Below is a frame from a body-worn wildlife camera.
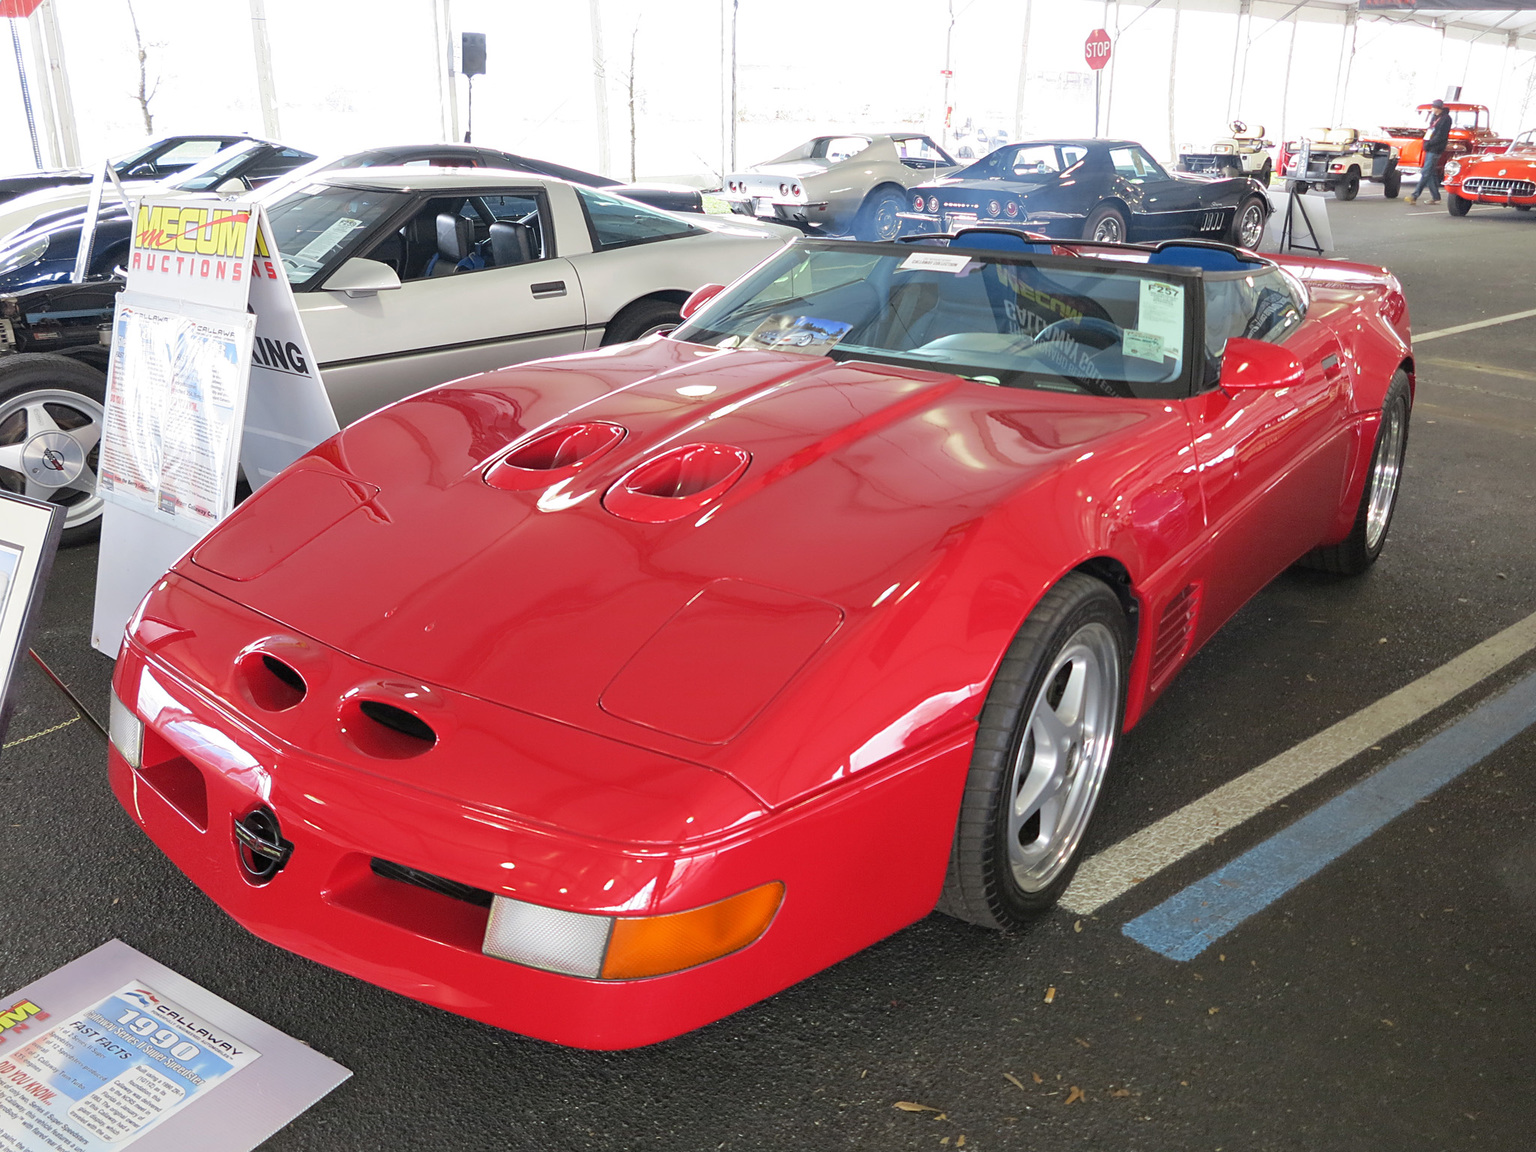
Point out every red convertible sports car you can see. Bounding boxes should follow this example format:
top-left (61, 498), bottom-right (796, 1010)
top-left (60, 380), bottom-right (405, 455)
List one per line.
top-left (107, 228), bottom-right (1413, 1049)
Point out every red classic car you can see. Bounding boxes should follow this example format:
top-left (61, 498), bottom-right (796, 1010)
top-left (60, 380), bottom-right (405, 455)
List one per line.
top-left (106, 229), bottom-right (1414, 1049)
top-left (1370, 102), bottom-right (1510, 179)
top-left (1444, 130), bottom-right (1536, 215)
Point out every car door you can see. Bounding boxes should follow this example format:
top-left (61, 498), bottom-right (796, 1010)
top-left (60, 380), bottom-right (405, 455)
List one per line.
top-left (300, 186), bottom-right (587, 427)
top-left (1181, 274), bottom-right (1352, 641)
top-left (1112, 145), bottom-right (1210, 239)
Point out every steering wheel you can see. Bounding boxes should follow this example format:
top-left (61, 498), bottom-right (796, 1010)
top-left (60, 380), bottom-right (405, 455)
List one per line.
top-left (1231, 119), bottom-right (1248, 135)
top-left (1036, 316), bottom-right (1123, 351)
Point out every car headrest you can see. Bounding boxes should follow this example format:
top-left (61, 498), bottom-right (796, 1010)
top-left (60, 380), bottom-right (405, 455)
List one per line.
top-left (489, 220), bottom-right (533, 266)
top-left (951, 226), bottom-right (1054, 254)
top-left (437, 212), bottom-right (473, 261)
top-left (1146, 244), bottom-right (1263, 272)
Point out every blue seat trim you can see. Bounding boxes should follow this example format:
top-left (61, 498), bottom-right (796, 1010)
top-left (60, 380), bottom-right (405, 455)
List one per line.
top-left (1146, 244), bottom-right (1260, 272)
top-left (951, 227), bottom-right (1054, 255)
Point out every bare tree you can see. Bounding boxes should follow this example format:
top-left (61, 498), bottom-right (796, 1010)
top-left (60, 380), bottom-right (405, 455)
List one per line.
top-left (627, 20), bottom-right (640, 182)
top-left (125, 0), bottom-right (157, 134)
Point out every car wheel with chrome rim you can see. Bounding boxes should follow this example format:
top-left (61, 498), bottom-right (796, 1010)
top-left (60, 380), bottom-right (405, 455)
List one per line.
top-left (936, 572), bottom-right (1129, 927)
top-left (1083, 203), bottom-right (1128, 244)
top-left (0, 354), bottom-right (106, 546)
top-left (1300, 370), bottom-right (1411, 576)
top-left (1227, 195), bottom-right (1269, 248)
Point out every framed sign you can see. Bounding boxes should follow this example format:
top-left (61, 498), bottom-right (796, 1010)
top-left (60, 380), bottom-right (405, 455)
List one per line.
top-left (0, 492), bottom-right (65, 742)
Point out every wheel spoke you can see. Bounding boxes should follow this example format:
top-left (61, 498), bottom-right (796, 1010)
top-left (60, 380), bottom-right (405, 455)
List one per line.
top-left (23, 475), bottom-right (59, 501)
top-left (0, 444), bottom-right (26, 474)
top-left (23, 401), bottom-right (62, 436)
top-left (63, 461), bottom-right (99, 497)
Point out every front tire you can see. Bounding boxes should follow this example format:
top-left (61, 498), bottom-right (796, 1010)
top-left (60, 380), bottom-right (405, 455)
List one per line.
top-left (1300, 371), bottom-right (1410, 576)
top-left (1382, 165), bottom-right (1401, 198)
top-left (1335, 171), bottom-right (1360, 201)
top-left (936, 573), bottom-right (1129, 927)
top-left (854, 188), bottom-right (906, 242)
top-left (1446, 194), bottom-right (1472, 217)
top-left (1082, 203), bottom-right (1128, 243)
top-left (1258, 160), bottom-right (1273, 187)
top-left (1227, 195), bottom-right (1268, 248)
top-left (0, 354), bottom-right (106, 547)
top-left (601, 297), bottom-right (683, 345)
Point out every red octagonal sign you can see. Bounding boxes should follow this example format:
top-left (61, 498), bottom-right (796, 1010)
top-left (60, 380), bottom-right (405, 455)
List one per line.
top-left (1085, 28), bottom-right (1112, 71)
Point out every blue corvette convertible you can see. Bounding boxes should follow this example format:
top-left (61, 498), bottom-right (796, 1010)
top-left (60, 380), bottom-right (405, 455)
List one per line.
top-left (899, 138), bottom-right (1269, 249)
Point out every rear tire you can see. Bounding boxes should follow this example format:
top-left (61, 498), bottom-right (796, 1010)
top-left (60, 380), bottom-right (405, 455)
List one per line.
top-left (854, 187), bottom-right (907, 242)
top-left (1334, 172), bottom-right (1360, 201)
top-left (0, 354), bottom-right (107, 547)
top-left (936, 573), bottom-right (1129, 927)
top-left (1258, 160), bottom-right (1273, 187)
top-left (1382, 166), bottom-right (1401, 198)
top-left (1300, 371), bottom-right (1410, 576)
top-left (1227, 195), bottom-right (1268, 248)
top-left (1082, 203), bottom-right (1128, 243)
top-left (1446, 194), bottom-right (1472, 217)
top-left (601, 297), bottom-right (683, 345)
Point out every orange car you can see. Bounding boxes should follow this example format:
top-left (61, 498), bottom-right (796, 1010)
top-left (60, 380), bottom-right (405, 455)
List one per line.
top-left (1369, 103), bottom-right (1510, 181)
top-left (1443, 129), bottom-right (1536, 216)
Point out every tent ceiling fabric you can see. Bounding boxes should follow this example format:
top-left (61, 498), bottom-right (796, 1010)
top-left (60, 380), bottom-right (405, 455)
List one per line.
top-left (1269, 3), bottom-right (1536, 41)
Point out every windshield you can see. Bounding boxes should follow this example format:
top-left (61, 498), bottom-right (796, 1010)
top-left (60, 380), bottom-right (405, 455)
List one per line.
top-left (263, 184), bottom-right (405, 287)
top-left (965, 143), bottom-right (1088, 179)
top-left (1425, 107), bottom-right (1482, 131)
top-left (672, 241), bottom-right (1197, 399)
top-left (160, 141), bottom-right (264, 192)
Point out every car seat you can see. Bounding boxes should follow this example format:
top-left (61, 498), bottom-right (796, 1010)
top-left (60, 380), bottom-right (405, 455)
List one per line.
top-left (1146, 243), bottom-right (1261, 273)
top-left (951, 226), bottom-right (1054, 254)
top-left (489, 220), bottom-right (533, 266)
top-left (429, 212), bottom-right (477, 276)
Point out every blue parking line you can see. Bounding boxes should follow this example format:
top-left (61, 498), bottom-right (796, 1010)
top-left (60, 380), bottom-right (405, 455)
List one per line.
top-left (1124, 667), bottom-right (1536, 961)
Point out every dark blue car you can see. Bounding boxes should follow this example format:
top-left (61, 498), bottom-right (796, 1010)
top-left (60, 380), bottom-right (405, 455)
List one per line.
top-left (899, 139), bottom-right (1269, 249)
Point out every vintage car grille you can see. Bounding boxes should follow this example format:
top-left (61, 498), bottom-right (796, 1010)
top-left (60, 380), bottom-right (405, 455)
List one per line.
top-left (1462, 177), bottom-right (1536, 197)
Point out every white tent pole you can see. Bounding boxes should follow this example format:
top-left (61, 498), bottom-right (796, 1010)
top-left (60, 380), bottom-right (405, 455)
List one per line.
top-left (1167, 0), bottom-right (1181, 160)
top-left (1278, 13), bottom-right (1298, 157)
top-left (1013, 0), bottom-right (1033, 142)
top-left (1336, 9), bottom-right (1358, 127)
top-left (25, 11), bottom-right (61, 169)
top-left (589, 0), bottom-right (611, 175)
top-left (1103, 0), bottom-right (1121, 136)
top-left (433, 0), bottom-right (458, 144)
top-left (36, 0), bottom-right (77, 168)
top-left (1225, 0), bottom-right (1249, 126)
top-left (249, 0), bottom-right (280, 139)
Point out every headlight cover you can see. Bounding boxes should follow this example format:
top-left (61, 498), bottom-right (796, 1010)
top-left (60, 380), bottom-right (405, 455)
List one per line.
top-left (0, 234), bottom-right (48, 277)
top-left (1445, 160), bottom-right (1462, 177)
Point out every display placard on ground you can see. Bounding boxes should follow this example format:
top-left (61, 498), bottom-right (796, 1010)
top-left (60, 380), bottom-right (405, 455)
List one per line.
top-left (0, 939), bottom-right (349, 1151)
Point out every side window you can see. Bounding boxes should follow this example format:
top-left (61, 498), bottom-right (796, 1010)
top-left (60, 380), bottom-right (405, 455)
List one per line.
top-left (382, 192), bottom-right (552, 281)
top-left (1060, 145), bottom-right (1088, 169)
top-left (245, 148), bottom-right (315, 184)
top-left (400, 154), bottom-right (481, 168)
top-left (1109, 148), bottom-right (1146, 179)
top-left (896, 137), bottom-right (956, 168)
top-left (815, 137), bottom-right (870, 162)
top-left (577, 186), bottom-right (700, 250)
top-left (1201, 270), bottom-right (1304, 383)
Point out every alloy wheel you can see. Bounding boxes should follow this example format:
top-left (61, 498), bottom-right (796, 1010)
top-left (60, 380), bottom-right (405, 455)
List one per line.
top-left (1364, 394), bottom-right (1408, 552)
top-left (0, 388), bottom-right (105, 532)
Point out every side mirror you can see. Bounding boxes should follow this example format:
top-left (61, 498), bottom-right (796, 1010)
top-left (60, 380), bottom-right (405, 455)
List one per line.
top-left (680, 282), bottom-right (726, 320)
top-left (1217, 337), bottom-right (1305, 392)
top-left (126, 163), bottom-right (156, 178)
top-left (322, 257), bottom-right (402, 298)
top-left (216, 177), bottom-right (249, 195)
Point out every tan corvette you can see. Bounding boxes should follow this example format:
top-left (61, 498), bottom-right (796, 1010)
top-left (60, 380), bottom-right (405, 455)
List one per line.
top-left (720, 133), bottom-right (962, 241)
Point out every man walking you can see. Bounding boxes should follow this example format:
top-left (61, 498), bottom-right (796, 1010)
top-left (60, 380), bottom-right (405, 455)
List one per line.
top-left (1405, 99), bottom-right (1452, 205)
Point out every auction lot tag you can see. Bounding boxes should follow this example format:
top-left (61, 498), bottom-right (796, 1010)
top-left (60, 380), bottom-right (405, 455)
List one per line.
top-left (0, 940), bottom-right (348, 1152)
top-left (1122, 329), bottom-right (1165, 363)
top-left (899, 252), bottom-right (974, 274)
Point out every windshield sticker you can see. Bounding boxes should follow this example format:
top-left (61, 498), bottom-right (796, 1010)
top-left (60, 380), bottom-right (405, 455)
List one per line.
top-left (898, 252), bottom-right (975, 275)
top-left (294, 217), bottom-right (363, 263)
top-left (1122, 329), bottom-right (1165, 363)
top-left (741, 315), bottom-right (852, 355)
top-left (1137, 278), bottom-right (1185, 350)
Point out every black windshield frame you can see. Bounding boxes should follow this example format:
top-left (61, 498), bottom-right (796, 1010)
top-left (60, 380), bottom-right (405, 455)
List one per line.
top-left (673, 237), bottom-right (1212, 400)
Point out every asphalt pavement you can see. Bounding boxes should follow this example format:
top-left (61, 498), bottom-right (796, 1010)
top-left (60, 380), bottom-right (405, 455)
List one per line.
top-left (1, 184), bottom-right (1533, 1151)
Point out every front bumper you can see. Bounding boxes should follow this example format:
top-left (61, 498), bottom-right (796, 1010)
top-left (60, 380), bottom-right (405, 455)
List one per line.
top-left (109, 573), bottom-right (969, 1048)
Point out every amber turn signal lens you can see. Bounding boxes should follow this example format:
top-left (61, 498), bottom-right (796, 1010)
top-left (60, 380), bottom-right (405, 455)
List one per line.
top-left (599, 882), bottom-right (784, 980)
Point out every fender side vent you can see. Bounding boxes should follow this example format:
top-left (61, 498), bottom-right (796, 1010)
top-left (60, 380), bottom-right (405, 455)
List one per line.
top-left (358, 700), bottom-right (436, 746)
top-left (371, 859), bottom-right (493, 909)
top-left (1150, 584), bottom-right (1200, 689)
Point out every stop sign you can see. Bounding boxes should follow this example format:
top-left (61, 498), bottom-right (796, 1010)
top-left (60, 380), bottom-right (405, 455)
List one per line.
top-left (1085, 28), bottom-right (1112, 71)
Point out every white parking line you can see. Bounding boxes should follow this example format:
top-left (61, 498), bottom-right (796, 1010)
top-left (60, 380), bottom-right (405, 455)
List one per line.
top-left (1415, 307), bottom-right (1536, 343)
top-left (1061, 608), bottom-right (1536, 915)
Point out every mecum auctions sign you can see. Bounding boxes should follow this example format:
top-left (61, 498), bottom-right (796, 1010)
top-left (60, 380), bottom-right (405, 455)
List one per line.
top-left (126, 201), bottom-right (258, 312)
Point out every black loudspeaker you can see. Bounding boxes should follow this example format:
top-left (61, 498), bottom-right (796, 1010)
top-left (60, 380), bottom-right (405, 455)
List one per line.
top-left (462, 32), bottom-right (486, 77)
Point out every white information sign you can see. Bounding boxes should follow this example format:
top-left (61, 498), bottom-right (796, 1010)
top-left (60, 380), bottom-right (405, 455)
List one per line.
top-left (91, 195), bottom-right (340, 654)
top-left (0, 940), bottom-right (348, 1152)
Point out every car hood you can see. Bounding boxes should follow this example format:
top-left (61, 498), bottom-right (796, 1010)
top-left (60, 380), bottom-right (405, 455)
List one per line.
top-left (177, 338), bottom-right (1166, 791)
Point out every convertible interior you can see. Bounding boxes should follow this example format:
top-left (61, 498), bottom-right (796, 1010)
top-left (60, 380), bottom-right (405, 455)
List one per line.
top-left (363, 194), bottom-right (549, 281)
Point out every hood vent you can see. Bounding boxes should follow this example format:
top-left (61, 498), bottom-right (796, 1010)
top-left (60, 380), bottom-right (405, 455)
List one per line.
top-left (239, 651), bottom-right (307, 712)
top-left (341, 698), bottom-right (438, 759)
top-left (484, 422), bottom-right (626, 491)
top-left (603, 443), bottom-right (751, 524)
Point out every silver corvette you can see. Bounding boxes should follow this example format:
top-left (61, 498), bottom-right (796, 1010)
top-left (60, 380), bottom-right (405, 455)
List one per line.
top-left (721, 133), bottom-right (961, 241)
